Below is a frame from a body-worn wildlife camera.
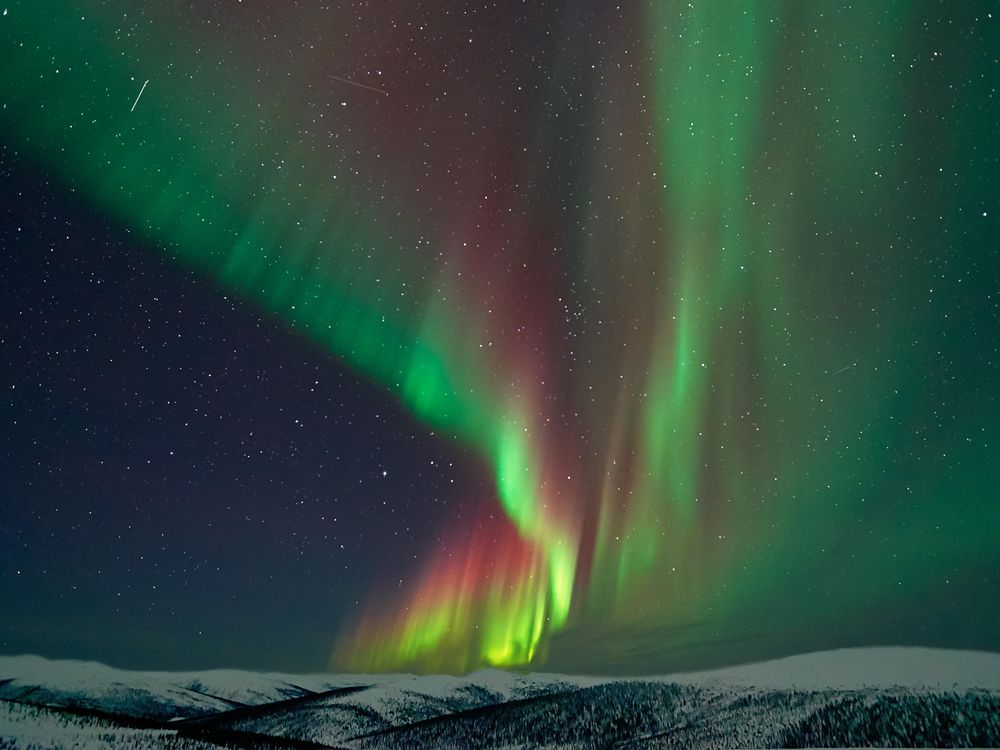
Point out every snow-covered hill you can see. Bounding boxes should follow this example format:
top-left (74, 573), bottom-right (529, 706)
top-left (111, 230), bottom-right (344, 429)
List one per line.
top-left (1, 648), bottom-right (999, 748)
top-left (0, 700), bottom-right (220, 750)
top-left (667, 646), bottom-right (1000, 691)
top-left (0, 653), bottom-right (368, 720)
top-left (192, 669), bottom-right (590, 746)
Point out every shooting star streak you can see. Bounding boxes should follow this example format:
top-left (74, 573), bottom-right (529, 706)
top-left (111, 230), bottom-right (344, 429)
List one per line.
top-left (327, 74), bottom-right (388, 96)
top-left (130, 80), bottom-right (149, 112)
top-left (832, 364), bottom-right (854, 376)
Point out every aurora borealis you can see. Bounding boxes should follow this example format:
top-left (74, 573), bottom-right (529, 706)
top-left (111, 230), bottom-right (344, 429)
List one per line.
top-left (1, 1), bottom-right (998, 675)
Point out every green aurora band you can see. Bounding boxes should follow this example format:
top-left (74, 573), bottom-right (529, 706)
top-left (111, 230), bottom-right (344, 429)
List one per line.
top-left (2, 0), bottom-right (997, 673)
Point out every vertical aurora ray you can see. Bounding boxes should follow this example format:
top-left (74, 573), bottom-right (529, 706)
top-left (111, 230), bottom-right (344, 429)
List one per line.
top-left (3, 0), bottom-right (997, 673)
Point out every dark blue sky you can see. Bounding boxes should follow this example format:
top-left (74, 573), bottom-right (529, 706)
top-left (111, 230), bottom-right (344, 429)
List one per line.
top-left (1, 152), bottom-right (491, 671)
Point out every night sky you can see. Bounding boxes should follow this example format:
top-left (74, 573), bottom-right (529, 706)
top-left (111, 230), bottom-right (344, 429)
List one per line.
top-left (1, 1), bottom-right (998, 676)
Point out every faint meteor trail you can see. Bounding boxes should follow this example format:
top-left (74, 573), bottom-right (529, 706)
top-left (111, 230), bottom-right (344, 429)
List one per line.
top-left (130, 80), bottom-right (148, 112)
top-left (327, 74), bottom-right (388, 96)
top-left (832, 364), bottom-right (854, 376)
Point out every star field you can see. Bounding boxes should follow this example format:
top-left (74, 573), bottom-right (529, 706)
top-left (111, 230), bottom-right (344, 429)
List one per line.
top-left (1, 0), bottom-right (998, 674)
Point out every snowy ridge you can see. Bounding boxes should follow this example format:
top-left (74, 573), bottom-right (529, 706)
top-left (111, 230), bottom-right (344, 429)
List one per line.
top-left (666, 646), bottom-right (1000, 690)
top-left (0, 653), bottom-right (365, 720)
top-left (1, 648), bottom-right (999, 748)
top-left (204, 669), bottom-right (587, 745)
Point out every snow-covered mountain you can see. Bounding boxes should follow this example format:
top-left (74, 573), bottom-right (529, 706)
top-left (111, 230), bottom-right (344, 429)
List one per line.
top-left (186, 669), bottom-right (593, 746)
top-left (0, 653), bottom-right (370, 720)
top-left (1, 648), bottom-right (998, 748)
top-left (666, 646), bottom-right (1000, 691)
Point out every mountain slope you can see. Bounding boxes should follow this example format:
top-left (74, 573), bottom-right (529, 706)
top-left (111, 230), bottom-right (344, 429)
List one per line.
top-left (0, 654), bottom-right (366, 720)
top-left (1, 648), bottom-right (999, 748)
top-left (666, 646), bottom-right (1000, 690)
top-left (180, 670), bottom-right (588, 746)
